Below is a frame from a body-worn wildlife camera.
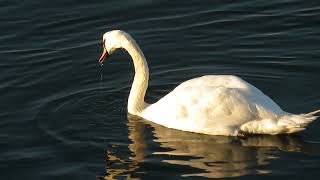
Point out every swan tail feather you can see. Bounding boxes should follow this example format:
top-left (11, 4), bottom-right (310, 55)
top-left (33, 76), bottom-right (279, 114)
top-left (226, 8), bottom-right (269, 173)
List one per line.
top-left (240, 111), bottom-right (319, 135)
top-left (278, 114), bottom-right (317, 133)
top-left (304, 109), bottom-right (320, 117)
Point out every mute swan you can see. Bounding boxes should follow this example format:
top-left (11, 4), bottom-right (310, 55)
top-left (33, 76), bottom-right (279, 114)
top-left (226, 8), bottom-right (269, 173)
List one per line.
top-left (98, 30), bottom-right (320, 136)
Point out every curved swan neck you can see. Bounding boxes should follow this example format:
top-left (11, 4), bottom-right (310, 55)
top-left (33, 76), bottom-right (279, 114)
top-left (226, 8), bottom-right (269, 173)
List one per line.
top-left (119, 33), bottom-right (149, 115)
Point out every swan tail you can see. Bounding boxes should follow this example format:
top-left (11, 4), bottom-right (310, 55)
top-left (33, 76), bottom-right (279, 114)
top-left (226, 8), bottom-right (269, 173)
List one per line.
top-left (304, 109), bottom-right (320, 117)
top-left (277, 113), bottom-right (318, 134)
top-left (240, 110), bottom-right (320, 135)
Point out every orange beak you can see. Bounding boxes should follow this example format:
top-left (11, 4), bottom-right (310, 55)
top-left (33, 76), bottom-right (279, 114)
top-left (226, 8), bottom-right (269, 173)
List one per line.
top-left (99, 43), bottom-right (109, 64)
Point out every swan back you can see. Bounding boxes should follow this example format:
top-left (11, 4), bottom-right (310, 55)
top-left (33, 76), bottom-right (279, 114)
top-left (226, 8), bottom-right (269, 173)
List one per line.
top-left (142, 75), bottom-right (284, 135)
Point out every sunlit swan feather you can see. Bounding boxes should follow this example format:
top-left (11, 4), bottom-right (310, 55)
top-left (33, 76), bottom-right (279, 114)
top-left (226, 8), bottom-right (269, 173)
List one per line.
top-left (99, 30), bottom-right (320, 136)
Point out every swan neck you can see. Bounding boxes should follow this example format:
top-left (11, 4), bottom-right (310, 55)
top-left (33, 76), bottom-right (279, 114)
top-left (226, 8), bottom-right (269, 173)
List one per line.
top-left (121, 35), bottom-right (149, 115)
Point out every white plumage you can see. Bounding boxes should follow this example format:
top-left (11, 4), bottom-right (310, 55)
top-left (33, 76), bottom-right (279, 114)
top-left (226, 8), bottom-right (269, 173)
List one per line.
top-left (99, 30), bottom-right (319, 136)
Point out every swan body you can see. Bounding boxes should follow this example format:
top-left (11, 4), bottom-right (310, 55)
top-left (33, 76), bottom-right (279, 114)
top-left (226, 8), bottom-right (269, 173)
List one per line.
top-left (99, 30), bottom-right (320, 136)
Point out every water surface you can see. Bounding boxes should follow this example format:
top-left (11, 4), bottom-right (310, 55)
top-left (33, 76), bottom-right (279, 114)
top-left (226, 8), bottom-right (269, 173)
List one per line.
top-left (1, 0), bottom-right (320, 179)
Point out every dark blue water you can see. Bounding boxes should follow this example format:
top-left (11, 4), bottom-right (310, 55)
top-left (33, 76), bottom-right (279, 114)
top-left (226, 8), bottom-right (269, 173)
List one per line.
top-left (1, 0), bottom-right (320, 179)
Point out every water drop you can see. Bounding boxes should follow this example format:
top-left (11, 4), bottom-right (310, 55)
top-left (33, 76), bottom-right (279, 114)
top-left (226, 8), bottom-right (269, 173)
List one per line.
top-left (99, 63), bottom-right (104, 97)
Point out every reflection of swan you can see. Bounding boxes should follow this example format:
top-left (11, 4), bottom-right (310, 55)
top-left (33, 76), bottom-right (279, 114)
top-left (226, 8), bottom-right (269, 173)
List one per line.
top-left (104, 115), bottom-right (311, 179)
top-left (99, 30), bottom-right (319, 136)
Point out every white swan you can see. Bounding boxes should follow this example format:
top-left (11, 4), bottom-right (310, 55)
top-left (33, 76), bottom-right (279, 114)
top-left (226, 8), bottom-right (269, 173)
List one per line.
top-left (99, 30), bottom-right (320, 136)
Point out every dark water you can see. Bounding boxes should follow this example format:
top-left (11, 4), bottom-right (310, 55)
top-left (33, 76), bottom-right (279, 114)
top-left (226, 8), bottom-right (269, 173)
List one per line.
top-left (1, 0), bottom-right (320, 179)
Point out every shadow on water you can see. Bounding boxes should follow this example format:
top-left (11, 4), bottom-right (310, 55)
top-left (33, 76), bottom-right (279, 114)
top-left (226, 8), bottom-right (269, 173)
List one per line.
top-left (102, 114), bottom-right (319, 179)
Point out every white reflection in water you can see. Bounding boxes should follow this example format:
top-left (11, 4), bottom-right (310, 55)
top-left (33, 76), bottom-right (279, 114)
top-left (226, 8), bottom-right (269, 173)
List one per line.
top-left (103, 115), bottom-right (313, 179)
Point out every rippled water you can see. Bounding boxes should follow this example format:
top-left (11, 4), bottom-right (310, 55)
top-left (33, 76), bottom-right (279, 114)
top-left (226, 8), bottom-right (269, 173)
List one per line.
top-left (1, 0), bottom-right (320, 179)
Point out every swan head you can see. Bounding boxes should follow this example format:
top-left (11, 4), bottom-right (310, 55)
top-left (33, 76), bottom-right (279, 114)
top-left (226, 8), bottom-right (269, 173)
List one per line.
top-left (99, 30), bottom-right (128, 64)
